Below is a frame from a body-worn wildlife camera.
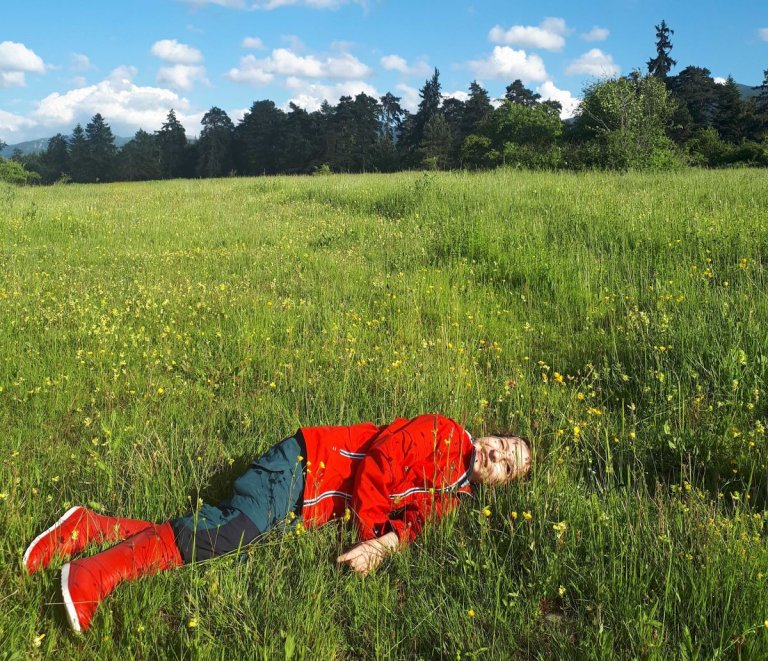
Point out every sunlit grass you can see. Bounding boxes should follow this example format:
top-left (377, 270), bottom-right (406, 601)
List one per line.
top-left (2, 169), bottom-right (768, 657)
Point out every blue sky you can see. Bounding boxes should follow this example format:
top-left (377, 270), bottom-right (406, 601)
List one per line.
top-left (1, 0), bottom-right (766, 144)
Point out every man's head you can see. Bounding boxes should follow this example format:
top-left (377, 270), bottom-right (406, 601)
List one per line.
top-left (469, 436), bottom-right (531, 485)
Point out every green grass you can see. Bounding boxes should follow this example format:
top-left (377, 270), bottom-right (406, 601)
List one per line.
top-left (2, 169), bottom-right (768, 658)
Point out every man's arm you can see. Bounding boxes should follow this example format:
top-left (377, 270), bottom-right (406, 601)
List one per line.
top-left (336, 531), bottom-right (399, 575)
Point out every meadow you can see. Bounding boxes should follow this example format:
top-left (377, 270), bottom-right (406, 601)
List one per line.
top-left (1, 168), bottom-right (768, 659)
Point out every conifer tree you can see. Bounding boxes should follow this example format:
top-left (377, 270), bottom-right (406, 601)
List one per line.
top-left (156, 109), bottom-right (188, 179)
top-left (197, 107), bottom-right (234, 178)
top-left (647, 20), bottom-right (676, 80)
top-left (84, 113), bottom-right (117, 182)
top-left (68, 124), bottom-right (89, 183)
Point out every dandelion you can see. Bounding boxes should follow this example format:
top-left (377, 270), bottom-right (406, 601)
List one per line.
top-left (510, 511), bottom-right (518, 520)
top-left (467, 609), bottom-right (476, 618)
top-left (343, 508), bottom-right (351, 522)
top-left (157, 387), bottom-right (164, 395)
top-left (523, 511), bottom-right (532, 521)
top-left (628, 432), bottom-right (636, 440)
top-left (137, 624), bottom-right (145, 633)
top-left (482, 506), bottom-right (491, 518)
top-left (188, 617), bottom-right (198, 628)
top-left (553, 372), bottom-right (564, 385)
top-left (573, 425), bottom-right (581, 439)
top-left (558, 586), bottom-right (566, 598)
top-left (70, 529), bottom-right (80, 540)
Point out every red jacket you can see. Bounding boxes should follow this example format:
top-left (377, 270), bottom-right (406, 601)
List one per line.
top-left (299, 414), bottom-right (474, 544)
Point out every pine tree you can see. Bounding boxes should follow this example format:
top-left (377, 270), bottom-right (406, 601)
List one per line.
top-left (84, 113), bottom-right (117, 182)
top-left (419, 114), bottom-right (453, 170)
top-left (462, 81), bottom-right (493, 137)
top-left (755, 68), bottom-right (768, 114)
top-left (119, 130), bottom-right (160, 181)
top-left (234, 100), bottom-right (286, 175)
top-left (401, 68), bottom-right (442, 160)
top-left (197, 107), bottom-right (234, 178)
top-left (68, 124), bottom-right (89, 183)
top-left (647, 20), bottom-right (676, 80)
top-left (41, 134), bottom-right (70, 183)
top-left (713, 76), bottom-right (746, 143)
top-left (504, 79), bottom-right (541, 107)
top-left (156, 109), bottom-right (188, 179)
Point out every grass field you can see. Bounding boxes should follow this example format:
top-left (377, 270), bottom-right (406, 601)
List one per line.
top-left (2, 169), bottom-right (768, 659)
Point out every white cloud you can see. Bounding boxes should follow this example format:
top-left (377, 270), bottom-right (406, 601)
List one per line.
top-left (227, 48), bottom-right (372, 86)
top-left (227, 56), bottom-right (274, 85)
top-left (0, 108), bottom-right (37, 138)
top-left (535, 80), bottom-right (580, 119)
top-left (444, 90), bottom-right (470, 103)
top-left (242, 36), bottom-right (265, 49)
top-left (0, 71), bottom-right (26, 88)
top-left (380, 54), bottom-right (431, 77)
top-left (157, 64), bottom-right (209, 90)
top-left (282, 35), bottom-right (306, 51)
top-left (0, 41), bottom-right (46, 73)
top-left (151, 39), bottom-right (204, 64)
top-left (759, 28), bottom-right (768, 41)
top-left (0, 41), bottom-right (46, 87)
top-left (565, 49), bottom-right (619, 77)
top-left (581, 26), bottom-right (609, 42)
top-left (70, 53), bottom-right (93, 71)
top-left (468, 46), bottom-right (547, 82)
top-left (489, 17), bottom-right (568, 52)
top-left (395, 83), bottom-right (419, 112)
top-left (32, 67), bottom-right (194, 133)
top-left (713, 76), bottom-right (727, 85)
top-left (285, 78), bottom-right (379, 112)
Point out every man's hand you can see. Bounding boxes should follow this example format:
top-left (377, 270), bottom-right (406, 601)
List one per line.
top-left (336, 531), bottom-right (400, 576)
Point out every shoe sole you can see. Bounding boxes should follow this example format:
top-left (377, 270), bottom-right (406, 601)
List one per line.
top-left (61, 562), bottom-right (83, 633)
top-left (23, 506), bottom-right (84, 573)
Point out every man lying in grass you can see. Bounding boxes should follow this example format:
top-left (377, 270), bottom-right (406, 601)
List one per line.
top-left (23, 413), bottom-right (531, 633)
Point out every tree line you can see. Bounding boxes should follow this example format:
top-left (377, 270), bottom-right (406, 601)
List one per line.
top-left (3, 20), bottom-right (768, 184)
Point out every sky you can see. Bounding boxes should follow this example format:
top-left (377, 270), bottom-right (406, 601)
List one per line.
top-left (1, 1), bottom-right (767, 145)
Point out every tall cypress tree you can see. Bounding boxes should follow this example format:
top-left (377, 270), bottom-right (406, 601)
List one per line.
top-left (647, 20), bottom-right (676, 80)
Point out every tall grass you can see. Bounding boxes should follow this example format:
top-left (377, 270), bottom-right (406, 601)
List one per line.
top-left (1, 169), bottom-right (767, 658)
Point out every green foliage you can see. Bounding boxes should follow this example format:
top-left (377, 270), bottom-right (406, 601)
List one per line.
top-left (575, 73), bottom-right (681, 169)
top-left (156, 109), bottom-right (188, 179)
top-left (0, 157), bottom-right (41, 184)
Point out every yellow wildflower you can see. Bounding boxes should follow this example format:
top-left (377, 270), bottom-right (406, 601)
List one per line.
top-left (467, 609), bottom-right (476, 618)
top-left (523, 511), bottom-right (532, 521)
top-left (482, 507), bottom-right (491, 518)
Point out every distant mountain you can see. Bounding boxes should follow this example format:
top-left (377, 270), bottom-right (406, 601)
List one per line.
top-left (736, 82), bottom-right (760, 100)
top-left (2, 135), bottom-right (131, 158)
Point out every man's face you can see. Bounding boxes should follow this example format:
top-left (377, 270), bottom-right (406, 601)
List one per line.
top-left (469, 436), bottom-right (531, 485)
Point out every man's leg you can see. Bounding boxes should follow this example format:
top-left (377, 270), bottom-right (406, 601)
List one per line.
top-left (171, 434), bottom-right (306, 563)
top-left (60, 434), bottom-right (306, 632)
top-left (24, 507), bottom-right (153, 574)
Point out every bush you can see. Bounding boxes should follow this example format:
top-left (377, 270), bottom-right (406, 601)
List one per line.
top-left (0, 158), bottom-right (41, 185)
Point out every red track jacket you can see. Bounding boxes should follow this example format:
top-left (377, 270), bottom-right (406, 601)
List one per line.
top-left (299, 414), bottom-right (474, 544)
